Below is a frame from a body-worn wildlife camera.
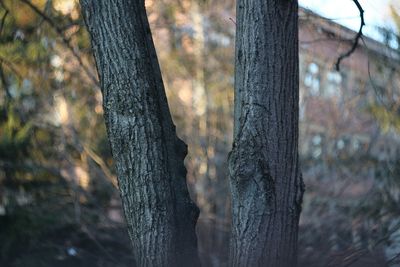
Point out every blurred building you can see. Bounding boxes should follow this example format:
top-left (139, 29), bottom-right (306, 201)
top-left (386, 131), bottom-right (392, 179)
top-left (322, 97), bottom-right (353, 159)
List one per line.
top-left (299, 8), bottom-right (400, 163)
top-left (298, 8), bottom-right (400, 265)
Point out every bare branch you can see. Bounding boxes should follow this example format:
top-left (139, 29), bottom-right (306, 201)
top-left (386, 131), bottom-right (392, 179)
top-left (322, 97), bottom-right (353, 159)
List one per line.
top-left (335, 0), bottom-right (365, 71)
top-left (387, 251), bottom-right (400, 265)
top-left (0, 6), bottom-right (11, 100)
top-left (18, 0), bottom-right (100, 88)
top-left (0, 8), bottom-right (8, 36)
top-left (82, 145), bottom-right (118, 188)
top-left (0, 65), bottom-right (12, 100)
top-left (0, 55), bottom-right (23, 78)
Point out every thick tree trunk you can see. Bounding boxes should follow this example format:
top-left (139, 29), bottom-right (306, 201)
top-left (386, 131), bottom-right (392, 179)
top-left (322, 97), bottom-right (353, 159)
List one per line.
top-left (80, 1), bottom-right (200, 266)
top-left (229, 1), bottom-right (305, 266)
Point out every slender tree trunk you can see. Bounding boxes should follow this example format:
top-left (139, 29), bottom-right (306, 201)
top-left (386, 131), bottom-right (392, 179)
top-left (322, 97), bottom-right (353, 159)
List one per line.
top-left (229, 1), bottom-right (305, 266)
top-left (80, 1), bottom-right (200, 266)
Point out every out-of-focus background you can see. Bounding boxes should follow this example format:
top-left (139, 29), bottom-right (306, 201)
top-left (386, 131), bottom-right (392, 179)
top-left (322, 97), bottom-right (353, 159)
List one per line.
top-left (0, 0), bottom-right (400, 266)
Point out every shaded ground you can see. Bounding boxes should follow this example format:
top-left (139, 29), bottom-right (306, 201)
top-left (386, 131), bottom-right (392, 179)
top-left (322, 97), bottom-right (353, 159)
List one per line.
top-left (1, 223), bottom-right (135, 267)
top-left (0, 196), bottom-right (389, 267)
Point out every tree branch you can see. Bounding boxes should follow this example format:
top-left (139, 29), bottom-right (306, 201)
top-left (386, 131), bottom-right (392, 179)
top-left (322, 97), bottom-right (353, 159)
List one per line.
top-left (0, 8), bottom-right (8, 36)
top-left (0, 65), bottom-right (12, 100)
top-left (0, 55), bottom-right (23, 78)
top-left (18, 0), bottom-right (100, 88)
top-left (335, 0), bottom-right (365, 71)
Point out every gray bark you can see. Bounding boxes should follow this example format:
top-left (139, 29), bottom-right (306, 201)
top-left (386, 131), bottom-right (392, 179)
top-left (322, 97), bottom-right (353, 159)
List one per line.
top-left (79, 1), bottom-right (200, 266)
top-left (229, 0), bottom-right (305, 266)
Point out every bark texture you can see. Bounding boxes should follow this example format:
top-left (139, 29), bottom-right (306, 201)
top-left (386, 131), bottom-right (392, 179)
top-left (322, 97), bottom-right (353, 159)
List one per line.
top-left (229, 0), bottom-right (305, 266)
top-left (80, 1), bottom-right (200, 266)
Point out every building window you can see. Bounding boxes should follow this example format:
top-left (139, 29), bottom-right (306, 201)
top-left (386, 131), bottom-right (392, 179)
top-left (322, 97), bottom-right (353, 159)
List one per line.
top-left (325, 71), bottom-right (342, 97)
top-left (337, 139), bottom-right (345, 150)
top-left (311, 134), bottom-right (323, 159)
top-left (304, 62), bottom-right (320, 96)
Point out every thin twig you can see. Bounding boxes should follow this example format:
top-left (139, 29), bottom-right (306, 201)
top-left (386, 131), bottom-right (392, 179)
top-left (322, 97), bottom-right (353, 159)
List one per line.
top-left (0, 55), bottom-right (23, 78)
top-left (341, 221), bottom-right (400, 267)
top-left (18, 0), bottom-right (100, 88)
top-left (335, 0), bottom-right (365, 71)
top-left (83, 145), bottom-right (118, 188)
top-left (0, 65), bottom-right (12, 99)
top-left (0, 9), bottom-right (8, 36)
top-left (387, 251), bottom-right (400, 265)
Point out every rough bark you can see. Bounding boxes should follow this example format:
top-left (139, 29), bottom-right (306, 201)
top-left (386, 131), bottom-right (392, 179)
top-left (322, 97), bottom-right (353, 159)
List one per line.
top-left (229, 0), bottom-right (305, 266)
top-left (80, 1), bottom-right (200, 266)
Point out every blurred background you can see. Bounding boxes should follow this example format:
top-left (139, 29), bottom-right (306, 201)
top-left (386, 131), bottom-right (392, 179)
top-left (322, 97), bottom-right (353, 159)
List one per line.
top-left (0, 0), bottom-right (400, 266)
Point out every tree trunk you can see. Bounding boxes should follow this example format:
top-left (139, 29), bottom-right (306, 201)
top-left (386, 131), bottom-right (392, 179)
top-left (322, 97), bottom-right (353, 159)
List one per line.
top-left (229, 0), bottom-right (305, 266)
top-left (80, 1), bottom-right (200, 266)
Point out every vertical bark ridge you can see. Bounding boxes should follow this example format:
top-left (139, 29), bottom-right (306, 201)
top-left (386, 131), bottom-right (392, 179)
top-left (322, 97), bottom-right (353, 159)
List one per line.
top-left (229, 0), bottom-right (305, 266)
top-left (80, 1), bottom-right (200, 266)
